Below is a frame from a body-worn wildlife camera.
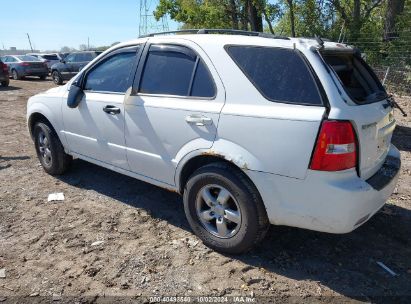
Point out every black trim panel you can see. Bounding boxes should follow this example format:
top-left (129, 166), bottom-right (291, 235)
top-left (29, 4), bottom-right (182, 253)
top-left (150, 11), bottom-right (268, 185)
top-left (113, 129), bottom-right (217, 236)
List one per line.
top-left (366, 155), bottom-right (401, 191)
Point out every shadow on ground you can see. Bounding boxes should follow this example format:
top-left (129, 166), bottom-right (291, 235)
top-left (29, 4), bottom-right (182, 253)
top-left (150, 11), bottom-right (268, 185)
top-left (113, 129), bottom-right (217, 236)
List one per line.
top-left (392, 124), bottom-right (411, 152)
top-left (0, 155), bottom-right (30, 170)
top-left (0, 85), bottom-right (21, 91)
top-left (57, 160), bottom-right (411, 301)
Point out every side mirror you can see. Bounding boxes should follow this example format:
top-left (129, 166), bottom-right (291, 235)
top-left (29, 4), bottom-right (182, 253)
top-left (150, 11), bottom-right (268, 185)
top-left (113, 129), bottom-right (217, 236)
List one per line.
top-left (67, 83), bottom-right (84, 108)
top-left (60, 59), bottom-right (66, 64)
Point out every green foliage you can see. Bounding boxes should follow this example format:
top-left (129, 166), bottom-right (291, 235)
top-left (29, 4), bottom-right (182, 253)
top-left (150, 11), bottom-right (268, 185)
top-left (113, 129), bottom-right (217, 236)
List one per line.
top-left (154, 0), bottom-right (233, 28)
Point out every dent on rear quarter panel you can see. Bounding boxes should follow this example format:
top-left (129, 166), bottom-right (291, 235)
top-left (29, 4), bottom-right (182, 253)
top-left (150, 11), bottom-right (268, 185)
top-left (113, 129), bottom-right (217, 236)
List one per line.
top-left (214, 110), bottom-right (325, 179)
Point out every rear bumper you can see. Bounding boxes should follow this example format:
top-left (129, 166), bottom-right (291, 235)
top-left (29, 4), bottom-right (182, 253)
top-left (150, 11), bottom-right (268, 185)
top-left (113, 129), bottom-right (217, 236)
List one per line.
top-left (19, 69), bottom-right (48, 77)
top-left (247, 144), bottom-right (401, 234)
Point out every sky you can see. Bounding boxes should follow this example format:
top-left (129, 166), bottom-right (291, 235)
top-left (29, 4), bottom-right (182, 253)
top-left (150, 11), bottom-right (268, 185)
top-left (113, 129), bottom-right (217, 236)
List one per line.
top-left (0, 0), bottom-right (179, 52)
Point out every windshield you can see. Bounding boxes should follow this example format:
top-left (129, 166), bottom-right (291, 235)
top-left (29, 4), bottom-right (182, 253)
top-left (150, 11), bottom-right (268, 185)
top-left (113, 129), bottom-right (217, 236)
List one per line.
top-left (322, 52), bottom-right (387, 104)
top-left (16, 55), bottom-right (42, 62)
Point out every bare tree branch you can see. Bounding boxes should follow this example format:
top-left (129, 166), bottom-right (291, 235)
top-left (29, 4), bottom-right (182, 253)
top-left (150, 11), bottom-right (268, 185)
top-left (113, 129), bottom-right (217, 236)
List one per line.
top-left (363, 0), bottom-right (384, 20)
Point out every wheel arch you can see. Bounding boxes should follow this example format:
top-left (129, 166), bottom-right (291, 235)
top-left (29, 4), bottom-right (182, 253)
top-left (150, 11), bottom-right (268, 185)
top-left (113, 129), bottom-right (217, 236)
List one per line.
top-left (28, 112), bottom-right (56, 139)
top-left (176, 152), bottom-right (261, 196)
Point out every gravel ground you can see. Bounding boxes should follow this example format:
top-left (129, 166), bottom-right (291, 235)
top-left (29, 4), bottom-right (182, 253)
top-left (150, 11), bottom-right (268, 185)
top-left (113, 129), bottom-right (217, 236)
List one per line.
top-left (0, 78), bottom-right (410, 303)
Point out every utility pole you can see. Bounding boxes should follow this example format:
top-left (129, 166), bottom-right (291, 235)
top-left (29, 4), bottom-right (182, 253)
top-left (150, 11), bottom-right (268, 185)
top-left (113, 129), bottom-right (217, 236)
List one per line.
top-left (87, 37), bottom-right (90, 51)
top-left (26, 33), bottom-right (34, 52)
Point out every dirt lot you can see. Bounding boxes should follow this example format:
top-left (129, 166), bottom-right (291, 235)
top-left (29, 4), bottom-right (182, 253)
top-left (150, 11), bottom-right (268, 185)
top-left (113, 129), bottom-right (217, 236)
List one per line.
top-left (0, 78), bottom-right (410, 303)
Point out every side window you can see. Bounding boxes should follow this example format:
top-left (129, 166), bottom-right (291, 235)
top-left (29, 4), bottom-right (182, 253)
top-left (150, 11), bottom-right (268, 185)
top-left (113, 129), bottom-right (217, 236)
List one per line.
top-left (65, 54), bottom-right (75, 63)
top-left (81, 53), bottom-right (93, 62)
top-left (139, 49), bottom-right (195, 96)
top-left (191, 60), bottom-right (215, 98)
top-left (138, 45), bottom-right (216, 98)
top-left (226, 46), bottom-right (323, 105)
top-left (74, 54), bottom-right (84, 62)
top-left (84, 50), bottom-right (137, 93)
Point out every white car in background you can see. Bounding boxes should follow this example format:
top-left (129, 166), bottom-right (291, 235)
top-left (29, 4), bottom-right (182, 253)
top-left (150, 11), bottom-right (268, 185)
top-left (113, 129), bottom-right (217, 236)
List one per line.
top-left (26, 30), bottom-right (401, 254)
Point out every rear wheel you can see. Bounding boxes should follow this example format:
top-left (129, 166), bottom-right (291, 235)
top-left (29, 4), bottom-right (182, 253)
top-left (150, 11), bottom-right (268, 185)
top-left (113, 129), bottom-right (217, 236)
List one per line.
top-left (1, 79), bottom-right (9, 87)
top-left (183, 162), bottom-right (269, 254)
top-left (33, 122), bottom-right (72, 175)
top-left (12, 69), bottom-right (20, 80)
top-left (52, 71), bottom-right (63, 85)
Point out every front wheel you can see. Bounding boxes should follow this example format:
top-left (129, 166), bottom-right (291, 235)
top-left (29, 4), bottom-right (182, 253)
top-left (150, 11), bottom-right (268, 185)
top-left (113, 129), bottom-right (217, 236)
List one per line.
top-left (52, 71), bottom-right (63, 85)
top-left (183, 162), bottom-right (269, 254)
top-left (1, 79), bottom-right (9, 87)
top-left (33, 122), bottom-right (72, 175)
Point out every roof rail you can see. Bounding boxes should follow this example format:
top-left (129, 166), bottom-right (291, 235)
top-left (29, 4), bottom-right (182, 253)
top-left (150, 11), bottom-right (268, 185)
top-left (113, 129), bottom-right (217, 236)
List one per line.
top-left (140, 29), bottom-right (290, 40)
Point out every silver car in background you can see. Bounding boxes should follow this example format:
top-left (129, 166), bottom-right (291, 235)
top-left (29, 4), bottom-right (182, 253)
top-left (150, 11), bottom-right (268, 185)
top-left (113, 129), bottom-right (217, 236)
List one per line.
top-left (0, 55), bottom-right (49, 80)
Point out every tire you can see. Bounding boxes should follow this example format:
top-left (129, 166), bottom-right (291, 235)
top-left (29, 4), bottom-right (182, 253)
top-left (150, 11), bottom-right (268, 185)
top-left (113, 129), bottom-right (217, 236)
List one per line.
top-left (52, 71), bottom-right (63, 85)
top-left (1, 79), bottom-right (9, 87)
top-left (183, 162), bottom-right (269, 254)
top-left (33, 122), bottom-right (72, 175)
top-left (39, 75), bottom-right (47, 80)
top-left (12, 69), bottom-right (20, 80)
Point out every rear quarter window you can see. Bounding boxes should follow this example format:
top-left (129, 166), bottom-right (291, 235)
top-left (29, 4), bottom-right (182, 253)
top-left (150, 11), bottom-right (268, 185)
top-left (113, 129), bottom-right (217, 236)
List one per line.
top-left (226, 46), bottom-right (323, 106)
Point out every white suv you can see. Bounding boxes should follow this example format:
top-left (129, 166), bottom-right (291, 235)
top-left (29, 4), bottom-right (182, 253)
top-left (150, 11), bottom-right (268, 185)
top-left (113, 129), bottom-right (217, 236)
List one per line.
top-left (27, 30), bottom-right (401, 254)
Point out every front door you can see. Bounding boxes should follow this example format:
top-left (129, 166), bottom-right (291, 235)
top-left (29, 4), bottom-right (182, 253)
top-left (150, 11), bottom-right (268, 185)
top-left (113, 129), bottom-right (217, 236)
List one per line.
top-left (62, 46), bottom-right (141, 169)
top-left (125, 41), bottom-right (225, 186)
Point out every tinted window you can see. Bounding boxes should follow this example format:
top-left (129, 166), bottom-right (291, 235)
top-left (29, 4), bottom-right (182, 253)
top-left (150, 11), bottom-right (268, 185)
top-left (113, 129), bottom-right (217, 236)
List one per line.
top-left (227, 46), bottom-right (322, 105)
top-left (140, 49), bottom-right (195, 96)
top-left (191, 60), bottom-right (215, 97)
top-left (65, 54), bottom-right (76, 62)
top-left (42, 55), bottom-right (59, 60)
top-left (84, 50), bottom-right (137, 93)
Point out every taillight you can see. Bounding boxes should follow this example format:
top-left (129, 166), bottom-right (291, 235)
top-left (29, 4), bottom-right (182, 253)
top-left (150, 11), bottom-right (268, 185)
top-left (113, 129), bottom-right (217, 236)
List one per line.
top-left (310, 120), bottom-right (357, 171)
top-left (0, 62), bottom-right (7, 73)
top-left (19, 62), bottom-right (30, 66)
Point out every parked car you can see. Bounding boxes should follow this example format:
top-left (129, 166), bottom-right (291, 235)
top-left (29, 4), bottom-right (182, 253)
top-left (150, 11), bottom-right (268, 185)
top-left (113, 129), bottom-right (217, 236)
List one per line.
top-left (0, 58), bottom-right (9, 87)
top-left (27, 53), bottom-right (61, 72)
top-left (27, 30), bottom-right (401, 254)
top-left (50, 51), bottom-right (102, 85)
top-left (1, 55), bottom-right (48, 80)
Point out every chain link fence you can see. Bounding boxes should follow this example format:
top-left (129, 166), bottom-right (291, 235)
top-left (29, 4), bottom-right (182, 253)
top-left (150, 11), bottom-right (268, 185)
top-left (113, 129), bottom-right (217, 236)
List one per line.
top-left (346, 29), bottom-right (411, 97)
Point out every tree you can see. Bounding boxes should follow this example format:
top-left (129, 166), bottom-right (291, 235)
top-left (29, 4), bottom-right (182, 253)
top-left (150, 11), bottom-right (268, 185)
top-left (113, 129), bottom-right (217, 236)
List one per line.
top-left (79, 44), bottom-right (88, 51)
top-left (384, 0), bottom-right (405, 41)
top-left (329, 0), bottom-right (385, 42)
top-left (154, 0), bottom-right (264, 32)
top-left (286, 0), bottom-right (296, 37)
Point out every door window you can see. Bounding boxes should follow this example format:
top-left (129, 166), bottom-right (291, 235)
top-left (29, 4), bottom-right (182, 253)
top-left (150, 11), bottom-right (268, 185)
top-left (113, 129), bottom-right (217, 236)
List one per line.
top-left (84, 49), bottom-right (138, 93)
top-left (138, 45), bottom-right (216, 98)
top-left (65, 54), bottom-right (76, 63)
top-left (226, 46), bottom-right (323, 105)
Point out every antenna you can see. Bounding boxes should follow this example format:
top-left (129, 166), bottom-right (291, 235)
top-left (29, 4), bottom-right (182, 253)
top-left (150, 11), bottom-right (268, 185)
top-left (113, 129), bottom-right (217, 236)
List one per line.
top-left (139, 0), bottom-right (169, 36)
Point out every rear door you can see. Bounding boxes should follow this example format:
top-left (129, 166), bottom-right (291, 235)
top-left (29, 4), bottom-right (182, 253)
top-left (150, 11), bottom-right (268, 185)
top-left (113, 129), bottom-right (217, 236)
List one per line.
top-left (322, 51), bottom-right (396, 179)
top-left (124, 41), bottom-right (225, 186)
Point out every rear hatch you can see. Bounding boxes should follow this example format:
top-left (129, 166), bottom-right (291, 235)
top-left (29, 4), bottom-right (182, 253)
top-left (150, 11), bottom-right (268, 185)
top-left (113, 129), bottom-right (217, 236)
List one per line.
top-left (321, 49), bottom-right (396, 179)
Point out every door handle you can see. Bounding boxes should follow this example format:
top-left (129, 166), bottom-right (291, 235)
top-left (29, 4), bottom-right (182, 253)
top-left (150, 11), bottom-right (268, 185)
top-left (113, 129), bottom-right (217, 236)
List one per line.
top-left (103, 105), bottom-right (121, 115)
top-left (185, 115), bottom-right (213, 126)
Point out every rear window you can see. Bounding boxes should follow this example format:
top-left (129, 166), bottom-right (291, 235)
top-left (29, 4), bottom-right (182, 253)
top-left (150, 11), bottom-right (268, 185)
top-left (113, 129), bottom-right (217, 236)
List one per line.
top-left (322, 53), bottom-right (387, 104)
top-left (42, 55), bottom-right (59, 60)
top-left (226, 46), bottom-right (323, 105)
top-left (16, 55), bottom-right (41, 62)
